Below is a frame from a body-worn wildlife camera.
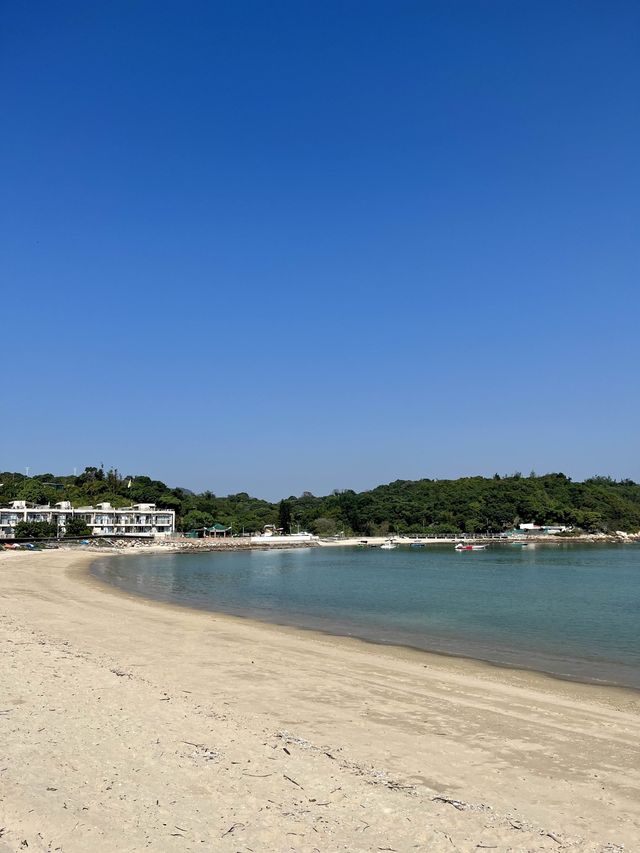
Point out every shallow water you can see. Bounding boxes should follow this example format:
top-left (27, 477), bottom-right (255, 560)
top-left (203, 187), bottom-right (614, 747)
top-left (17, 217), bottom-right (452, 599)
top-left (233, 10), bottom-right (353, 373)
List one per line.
top-left (91, 543), bottom-right (640, 688)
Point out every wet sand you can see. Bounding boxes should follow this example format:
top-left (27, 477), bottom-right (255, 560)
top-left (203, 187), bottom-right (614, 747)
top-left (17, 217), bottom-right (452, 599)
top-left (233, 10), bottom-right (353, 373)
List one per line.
top-left (1, 548), bottom-right (639, 852)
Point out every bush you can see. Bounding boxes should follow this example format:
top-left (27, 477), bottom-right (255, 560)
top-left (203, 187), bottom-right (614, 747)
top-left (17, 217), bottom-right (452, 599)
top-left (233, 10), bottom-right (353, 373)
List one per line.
top-left (65, 517), bottom-right (92, 537)
top-left (14, 521), bottom-right (58, 539)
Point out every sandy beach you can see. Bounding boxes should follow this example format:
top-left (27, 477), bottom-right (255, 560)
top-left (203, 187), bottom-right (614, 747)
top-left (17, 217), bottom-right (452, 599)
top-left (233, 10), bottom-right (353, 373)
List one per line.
top-left (1, 549), bottom-right (639, 852)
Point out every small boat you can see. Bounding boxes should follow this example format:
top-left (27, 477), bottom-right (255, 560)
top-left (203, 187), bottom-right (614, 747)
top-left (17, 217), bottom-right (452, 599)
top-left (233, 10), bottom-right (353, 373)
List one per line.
top-left (380, 539), bottom-right (397, 550)
top-left (454, 543), bottom-right (487, 551)
top-left (410, 541), bottom-right (424, 548)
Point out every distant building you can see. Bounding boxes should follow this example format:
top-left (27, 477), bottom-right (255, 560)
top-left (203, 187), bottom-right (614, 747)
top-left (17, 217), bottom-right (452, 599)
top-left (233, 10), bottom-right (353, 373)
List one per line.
top-left (0, 500), bottom-right (175, 539)
top-left (518, 522), bottom-right (571, 534)
top-left (184, 524), bottom-right (231, 539)
top-left (206, 524), bottom-right (231, 537)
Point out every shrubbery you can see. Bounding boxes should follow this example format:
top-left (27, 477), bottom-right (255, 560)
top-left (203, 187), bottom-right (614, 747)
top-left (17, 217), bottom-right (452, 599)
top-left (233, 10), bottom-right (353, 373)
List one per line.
top-left (14, 521), bottom-right (58, 539)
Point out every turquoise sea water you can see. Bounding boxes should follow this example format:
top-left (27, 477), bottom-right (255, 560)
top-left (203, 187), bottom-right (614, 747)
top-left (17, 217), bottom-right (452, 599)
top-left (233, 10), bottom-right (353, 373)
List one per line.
top-left (91, 543), bottom-right (640, 688)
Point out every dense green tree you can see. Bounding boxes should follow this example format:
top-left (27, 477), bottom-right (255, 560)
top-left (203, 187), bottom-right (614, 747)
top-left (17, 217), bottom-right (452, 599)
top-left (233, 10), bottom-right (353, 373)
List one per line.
top-left (76, 466), bottom-right (104, 483)
top-left (16, 480), bottom-right (54, 505)
top-left (311, 517), bottom-right (338, 536)
top-left (15, 521), bottom-right (58, 539)
top-left (65, 517), bottom-right (92, 537)
top-left (278, 499), bottom-right (292, 533)
top-left (181, 510), bottom-right (214, 532)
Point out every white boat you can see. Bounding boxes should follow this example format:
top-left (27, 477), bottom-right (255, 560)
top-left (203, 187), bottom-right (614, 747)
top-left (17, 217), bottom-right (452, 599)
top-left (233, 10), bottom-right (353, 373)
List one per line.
top-left (380, 539), bottom-right (397, 550)
top-left (454, 543), bottom-right (487, 551)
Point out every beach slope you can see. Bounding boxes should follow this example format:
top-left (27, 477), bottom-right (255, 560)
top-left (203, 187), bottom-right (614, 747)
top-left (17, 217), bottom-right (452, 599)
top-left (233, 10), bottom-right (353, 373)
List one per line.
top-left (0, 549), bottom-right (639, 852)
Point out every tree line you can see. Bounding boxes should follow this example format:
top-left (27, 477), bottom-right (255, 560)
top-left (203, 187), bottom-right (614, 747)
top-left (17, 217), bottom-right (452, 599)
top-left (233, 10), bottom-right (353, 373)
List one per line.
top-left (1, 468), bottom-right (639, 536)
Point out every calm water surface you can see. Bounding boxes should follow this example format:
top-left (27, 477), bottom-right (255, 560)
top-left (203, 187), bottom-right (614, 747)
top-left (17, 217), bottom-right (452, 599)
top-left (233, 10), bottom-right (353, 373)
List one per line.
top-left (91, 543), bottom-right (640, 688)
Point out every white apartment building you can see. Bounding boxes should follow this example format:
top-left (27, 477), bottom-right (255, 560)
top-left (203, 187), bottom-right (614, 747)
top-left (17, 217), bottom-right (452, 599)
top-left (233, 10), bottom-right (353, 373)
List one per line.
top-left (0, 501), bottom-right (175, 539)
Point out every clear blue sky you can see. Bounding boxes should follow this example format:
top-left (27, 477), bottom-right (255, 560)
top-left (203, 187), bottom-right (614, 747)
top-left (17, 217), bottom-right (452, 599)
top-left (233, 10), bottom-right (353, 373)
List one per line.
top-left (2, 1), bottom-right (639, 499)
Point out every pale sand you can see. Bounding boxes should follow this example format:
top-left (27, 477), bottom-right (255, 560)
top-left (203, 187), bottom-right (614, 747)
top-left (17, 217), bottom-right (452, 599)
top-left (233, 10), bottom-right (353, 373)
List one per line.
top-left (1, 550), bottom-right (639, 852)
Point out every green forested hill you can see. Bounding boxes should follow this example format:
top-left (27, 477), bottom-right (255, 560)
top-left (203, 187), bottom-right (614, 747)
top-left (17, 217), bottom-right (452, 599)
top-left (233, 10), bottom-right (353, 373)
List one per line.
top-left (292, 474), bottom-right (640, 535)
top-left (1, 468), bottom-right (639, 535)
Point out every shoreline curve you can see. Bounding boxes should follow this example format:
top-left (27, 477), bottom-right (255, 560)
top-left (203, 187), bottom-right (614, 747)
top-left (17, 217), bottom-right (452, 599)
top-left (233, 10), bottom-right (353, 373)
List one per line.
top-left (88, 547), bottom-right (640, 694)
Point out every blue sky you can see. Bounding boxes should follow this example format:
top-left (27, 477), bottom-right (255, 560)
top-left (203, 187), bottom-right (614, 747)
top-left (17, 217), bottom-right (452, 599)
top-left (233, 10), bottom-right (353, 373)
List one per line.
top-left (2, 1), bottom-right (639, 499)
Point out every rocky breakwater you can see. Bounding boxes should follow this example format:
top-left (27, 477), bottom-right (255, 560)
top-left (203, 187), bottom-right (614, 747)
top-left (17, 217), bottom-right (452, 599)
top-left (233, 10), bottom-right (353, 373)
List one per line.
top-left (124, 537), bottom-right (319, 553)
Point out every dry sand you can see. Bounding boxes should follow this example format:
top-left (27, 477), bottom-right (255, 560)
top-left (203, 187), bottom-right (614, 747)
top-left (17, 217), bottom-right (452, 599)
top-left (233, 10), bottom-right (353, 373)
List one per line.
top-left (0, 549), bottom-right (639, 852)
